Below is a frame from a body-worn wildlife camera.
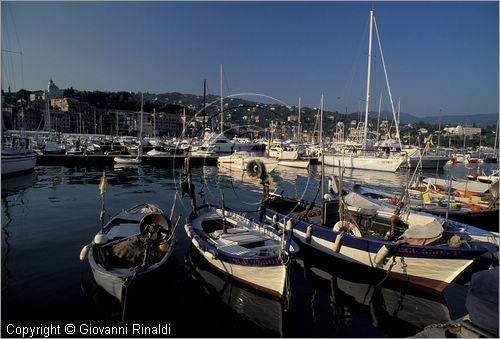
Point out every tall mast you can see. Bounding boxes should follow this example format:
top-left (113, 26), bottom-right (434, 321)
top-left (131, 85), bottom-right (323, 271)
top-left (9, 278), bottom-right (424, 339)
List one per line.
top-left (297, 96), bottom-right (301, 145)
top-left (362, 9), bottom-right (374, 150)
top-left (153, 107), bottom-right (156, 137)
top-left (320, 94), bottom-right (326, 226)
top-left (139, 92), bottom-right (143, 155)
top-left (493, 120), bottom-right (499, 156)
top-left (139, 93), bottom-right (144, 141)
top-left (45, 91), bottom-right (51, 132)
top-left (220, 64), bottom-right (223, 134)
top-left (376, 91), bottom-right (382, 137)
top-left (182, 107), bottom-right (186, 138)
top-left (203, 80), bottom-right (206, 137)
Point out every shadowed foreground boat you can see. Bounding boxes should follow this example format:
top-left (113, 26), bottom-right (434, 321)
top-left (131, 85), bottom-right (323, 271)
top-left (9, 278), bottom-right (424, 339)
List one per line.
top-left (185, 204), bottom-right (298, 299)
top-left (84, 203), bottom-right (175, 302)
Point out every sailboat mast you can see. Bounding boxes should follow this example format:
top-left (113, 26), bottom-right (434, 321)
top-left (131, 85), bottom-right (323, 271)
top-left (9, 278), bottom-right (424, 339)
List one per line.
top-left (220, 64), bottom-right (223, 133)
top-left (362, 9), bottom-right (374, 150)
top-left (494, 120), bottom-right (499, 155)
top-left (320, 95), bottom-right (325, 200)
top-left (376, 91), bottom-right (382, 138)
top-left (182, 107), bottom-right (186, 138)
top-left (203, 80), bottom-right (206, 137)
top-left (140, 93), bottom-right (143, 140)
top-left (297, 96), bottom-right (301, 145)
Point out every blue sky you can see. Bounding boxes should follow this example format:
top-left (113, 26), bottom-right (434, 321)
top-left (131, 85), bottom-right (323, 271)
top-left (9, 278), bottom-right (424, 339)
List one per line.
top-left (1, 1), bottom-right (498, 117)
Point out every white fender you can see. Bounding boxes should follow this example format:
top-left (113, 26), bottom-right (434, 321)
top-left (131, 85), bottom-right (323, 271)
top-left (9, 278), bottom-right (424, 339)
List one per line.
top-left (192, 238), bottom-right (201, 249)
top-left (333, 221), bottom-right (362, 237)
top-left (305, 224), bottom-right (313, 243)
top-left (332, 233), bottom-right (344, 253)
top-left (93, 233), bottom-right (109, 245)
top-left (79, 244), bottom-right (91, 261)
top-left (374, 245), bottom-right (391, 266)
top-left (203, 251), bottom-right (215, 260)
top-left (272, 214), bottom-right (278, 227)
top-left (184, 225), bottom-right (192, 238)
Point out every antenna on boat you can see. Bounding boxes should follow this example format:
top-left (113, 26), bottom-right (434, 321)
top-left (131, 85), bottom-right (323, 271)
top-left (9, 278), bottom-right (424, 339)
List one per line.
top-left (444, 174), bottom-right (453, 227)
top-left (319, 94), bottom-right (326, 226)
top-left (221, 191), bottom-right (227, 234)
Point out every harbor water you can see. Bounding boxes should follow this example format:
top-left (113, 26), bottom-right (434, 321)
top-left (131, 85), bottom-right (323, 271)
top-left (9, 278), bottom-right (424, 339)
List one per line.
top-left (2, 162), bottom-right (497, 337)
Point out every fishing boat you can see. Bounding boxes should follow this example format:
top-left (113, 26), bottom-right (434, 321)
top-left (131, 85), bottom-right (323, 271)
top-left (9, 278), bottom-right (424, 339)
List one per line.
top-left (113, 155), bottom-right (141, 164)
top-left (1, 136), bottom-right (37, 176)
top-left (419, 176), bottom-right (497, 197)
top-left (82, 203), bottom-right (176, 302)
top-left (354, 184), bottom-right (499, 232)
top-left (261, 184), bottom-right (498, 292)
top-left (184, 203), bottom-right (299, 299)
top-left (217, 151), bottom-right (279, 173)
top-left (467, 170), bottom-right (499, 185)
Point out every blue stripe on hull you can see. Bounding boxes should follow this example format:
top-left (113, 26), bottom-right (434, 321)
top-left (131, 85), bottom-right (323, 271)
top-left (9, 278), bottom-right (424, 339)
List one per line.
top-left (265, 210), bottom-right (487, 260)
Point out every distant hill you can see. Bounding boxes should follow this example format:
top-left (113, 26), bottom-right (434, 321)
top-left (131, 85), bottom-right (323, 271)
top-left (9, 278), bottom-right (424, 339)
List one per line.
top-left (398, 112), bottom-right (498, 127)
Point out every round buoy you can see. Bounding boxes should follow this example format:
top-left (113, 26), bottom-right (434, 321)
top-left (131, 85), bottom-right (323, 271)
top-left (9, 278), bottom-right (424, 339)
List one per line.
top-left (93, 233), bottom-right (108, 245)
top-left (333, 221), bottom-right (362, 237)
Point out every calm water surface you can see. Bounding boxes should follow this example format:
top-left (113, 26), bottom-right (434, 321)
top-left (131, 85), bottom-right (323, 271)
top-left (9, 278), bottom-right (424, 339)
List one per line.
top-left (2, 162), bottom-right (496, 337)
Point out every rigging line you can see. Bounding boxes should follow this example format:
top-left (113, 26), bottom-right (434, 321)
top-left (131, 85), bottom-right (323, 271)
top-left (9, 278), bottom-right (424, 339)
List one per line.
top-left (373, 15), bottom-right (402, 151)
top-left (7, 5), bottom-right (23, 55)
top-left (344, 13), bottom-right (371, 113)
top-left (1, 49), bottom-right (22, 54)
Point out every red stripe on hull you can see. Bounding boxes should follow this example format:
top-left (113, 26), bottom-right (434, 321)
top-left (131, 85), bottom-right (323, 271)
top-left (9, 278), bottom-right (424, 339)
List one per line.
top-left (388, 271), bottom-right (449, 293)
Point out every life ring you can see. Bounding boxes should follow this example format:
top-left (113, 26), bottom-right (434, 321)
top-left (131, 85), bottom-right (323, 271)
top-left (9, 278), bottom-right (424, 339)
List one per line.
top-left (333, 221), bottom-right (362, 237)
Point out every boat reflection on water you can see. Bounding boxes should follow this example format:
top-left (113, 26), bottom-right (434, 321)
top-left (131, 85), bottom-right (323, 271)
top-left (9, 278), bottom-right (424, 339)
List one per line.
top-left (2, 171), bottom-right (37, 300)
top-left (1, 171), bottom-right (37, 199)
top-left (216, 164), bottom-right (277, 190)
top-left (292, 249), bottom-right (452, 337)
top-left (80, 255), bottom-right (179, 325)
top-left (185, 246), bottom-right (284, 337)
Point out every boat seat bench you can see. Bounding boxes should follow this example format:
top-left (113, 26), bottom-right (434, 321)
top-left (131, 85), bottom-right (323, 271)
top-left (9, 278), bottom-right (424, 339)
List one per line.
top-left (105, 223), bottom-right (140, 239)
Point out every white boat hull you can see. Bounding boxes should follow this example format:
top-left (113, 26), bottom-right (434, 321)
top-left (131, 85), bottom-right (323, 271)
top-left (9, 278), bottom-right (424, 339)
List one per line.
top-left (1, 151), bottom-right (37, 175)
top-left (114, 156), bottom-right (141, 164)
top-left (322, 153), bottom-right (405, 172)
top-left (185, 206), bottom-right (297, 299)
top-left (217, 155), bottom-right (279, 173)
top-left (191, 243), bottom-right (287, 298)
top-left (277, 159), bottom-right (310, 169)
top-left (274, 217), bottom-right (474, 290)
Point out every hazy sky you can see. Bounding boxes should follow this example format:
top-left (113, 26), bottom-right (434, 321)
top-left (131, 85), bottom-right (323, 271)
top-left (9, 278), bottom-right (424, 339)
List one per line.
top-left (1, 1), bottom-right (498, 117)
